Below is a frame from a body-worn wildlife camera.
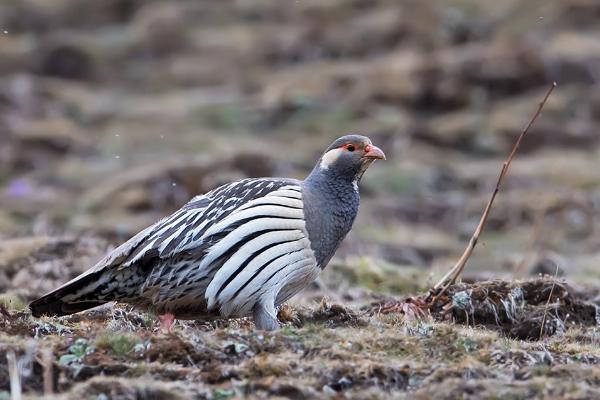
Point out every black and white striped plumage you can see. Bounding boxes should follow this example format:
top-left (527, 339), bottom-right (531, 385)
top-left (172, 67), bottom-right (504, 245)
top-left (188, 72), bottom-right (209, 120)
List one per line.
top-left (30, 135), bottom-right (385, 330)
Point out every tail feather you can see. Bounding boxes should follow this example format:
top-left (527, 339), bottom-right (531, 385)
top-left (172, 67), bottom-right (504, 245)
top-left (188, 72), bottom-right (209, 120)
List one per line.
top-left (29, 270), bottom-right (108, 317)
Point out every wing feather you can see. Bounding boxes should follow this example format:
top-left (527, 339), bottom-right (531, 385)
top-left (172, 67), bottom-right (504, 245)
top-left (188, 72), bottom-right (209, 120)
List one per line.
top-left (93, 178), bottom-right (303, 275)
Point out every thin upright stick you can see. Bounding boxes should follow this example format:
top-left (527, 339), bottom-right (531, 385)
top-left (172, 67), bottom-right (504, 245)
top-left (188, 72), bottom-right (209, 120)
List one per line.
top-left (42, 348), bottom-right (53, 395)
top-left (433, 82), bottom-right (556, 292)
top-left (7, 351), bottom-right (21, 400)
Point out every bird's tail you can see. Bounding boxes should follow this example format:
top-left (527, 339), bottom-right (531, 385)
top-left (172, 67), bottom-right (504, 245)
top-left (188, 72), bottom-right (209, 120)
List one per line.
top-left (29, 269), bottom-right (111, 317)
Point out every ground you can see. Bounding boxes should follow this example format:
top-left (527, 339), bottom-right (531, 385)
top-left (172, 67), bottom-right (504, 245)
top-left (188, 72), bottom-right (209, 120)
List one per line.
top-left (1, 0), bottom-right (600, 399)
top-left (1, 281), bottom-right (600, 399)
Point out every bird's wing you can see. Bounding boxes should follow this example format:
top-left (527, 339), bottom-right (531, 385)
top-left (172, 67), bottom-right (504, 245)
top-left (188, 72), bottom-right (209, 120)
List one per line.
top-left (92, 178), bottom-right (303, 274)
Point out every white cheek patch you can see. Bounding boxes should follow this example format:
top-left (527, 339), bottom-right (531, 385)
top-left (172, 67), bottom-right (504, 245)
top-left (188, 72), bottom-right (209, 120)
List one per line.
top-left (320, 148), bottom-right (344, 170)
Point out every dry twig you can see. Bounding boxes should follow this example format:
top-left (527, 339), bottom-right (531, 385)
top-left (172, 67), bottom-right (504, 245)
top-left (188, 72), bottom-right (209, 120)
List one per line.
top-left (7, 351), bottom-right (21, 400)
top-left (42, 348), bottom-right (53, 396)
top-left (432, 82), bottom-right (557, 296)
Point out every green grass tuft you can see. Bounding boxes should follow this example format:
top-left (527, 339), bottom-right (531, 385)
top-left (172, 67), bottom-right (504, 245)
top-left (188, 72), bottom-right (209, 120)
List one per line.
top-left (96, 333), bottom-right (143, 358)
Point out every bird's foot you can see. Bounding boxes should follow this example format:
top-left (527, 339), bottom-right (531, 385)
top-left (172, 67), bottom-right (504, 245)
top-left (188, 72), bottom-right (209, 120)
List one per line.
top-left (158, 313), bottom-right (176, 332)
top-left (253, 302), bottom-right (280, 331)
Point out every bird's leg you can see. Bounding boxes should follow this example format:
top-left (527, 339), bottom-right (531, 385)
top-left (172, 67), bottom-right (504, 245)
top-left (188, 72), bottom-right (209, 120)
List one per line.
top-left (253, 301), bottom-right (280, 331)
top-left (158, 313), bottom-right (175, 332)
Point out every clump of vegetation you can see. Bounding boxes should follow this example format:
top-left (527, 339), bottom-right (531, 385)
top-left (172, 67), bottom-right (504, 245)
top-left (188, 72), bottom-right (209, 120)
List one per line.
top-left (95, 333), bottom-right (144, 358)
top-left (330, 257), bottom-right (428, 295)
top-left (59, 338), bottom-right (95, 367)
top-left (295, 298), bottom-right (368, 328)
top-left (0, 294), bottom-right (27, 311)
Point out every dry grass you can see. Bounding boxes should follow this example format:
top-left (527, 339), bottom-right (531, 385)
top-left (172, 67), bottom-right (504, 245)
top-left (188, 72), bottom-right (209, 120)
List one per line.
top-left (0, 289), bottom-right (598, 398)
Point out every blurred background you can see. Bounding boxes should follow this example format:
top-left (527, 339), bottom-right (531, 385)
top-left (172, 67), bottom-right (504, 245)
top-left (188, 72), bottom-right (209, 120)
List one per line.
top-left (1, 0), bottom-right (600, 305)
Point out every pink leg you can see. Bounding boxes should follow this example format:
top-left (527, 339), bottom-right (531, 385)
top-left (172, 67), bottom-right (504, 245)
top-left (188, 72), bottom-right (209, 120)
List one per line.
top-left (158, 313), bottom-right (175, 332)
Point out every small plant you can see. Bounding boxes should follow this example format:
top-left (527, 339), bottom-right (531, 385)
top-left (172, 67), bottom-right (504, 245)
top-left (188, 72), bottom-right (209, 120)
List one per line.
top-left (279, 325), bottom-right (299, 337)
top-left (59, 338), bottom-right (94, 366)
top-left (461, 338), bottom-right (479, 353)
top-left (142, 313), bottom-right (155, 328)
top-left (500, 337), bottom-right (514, 352)
top-left (404, 321), bottom-right (434, 337)
top-left (0, 294), bottom-right (27, 311)
top-left (33, 320), bottom-right (71, 338)
top-left (96, 334), bottom-right (143, 358)
top-left (232, 343), bottom-right (248, 354)
top-left (212, 388), bottom-right (235, 400)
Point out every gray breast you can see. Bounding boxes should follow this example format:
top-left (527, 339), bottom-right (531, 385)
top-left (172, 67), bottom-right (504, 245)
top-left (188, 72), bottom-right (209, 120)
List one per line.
top-left (302, 180), bottom-right (360, 269)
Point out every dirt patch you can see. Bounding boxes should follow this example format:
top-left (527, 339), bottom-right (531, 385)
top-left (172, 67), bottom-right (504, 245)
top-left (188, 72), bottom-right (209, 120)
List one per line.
top-left (319, 361), bottom-right (411, 393)
top-left (66, 376), bottom-right (203, 400)
top-left (286, 299), bottom-right (369, 329)
top-left (370, 278), bottom-right (600, 340)
top-left (437, 279), bottom-right (599, 340)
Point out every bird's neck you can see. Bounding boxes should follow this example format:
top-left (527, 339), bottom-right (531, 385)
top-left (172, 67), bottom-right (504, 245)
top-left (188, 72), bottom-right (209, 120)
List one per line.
top-left (302, 167), bottom-right (360, 269)
top-left (305, 163), bottom-right (359, 190)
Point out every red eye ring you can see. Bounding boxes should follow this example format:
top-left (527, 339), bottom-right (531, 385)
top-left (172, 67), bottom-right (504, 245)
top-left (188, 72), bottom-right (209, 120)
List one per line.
top-left (344, 144), bottom-right (356, 152)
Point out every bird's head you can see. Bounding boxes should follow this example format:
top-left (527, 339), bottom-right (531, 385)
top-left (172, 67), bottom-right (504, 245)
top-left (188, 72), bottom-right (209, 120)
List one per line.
top-left (313, 134), bottom-right (385, 184)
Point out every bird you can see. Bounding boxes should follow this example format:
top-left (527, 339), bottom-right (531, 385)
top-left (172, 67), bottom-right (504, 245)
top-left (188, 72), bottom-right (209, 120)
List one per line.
top-left (29, 134), bottom-right (385, 330)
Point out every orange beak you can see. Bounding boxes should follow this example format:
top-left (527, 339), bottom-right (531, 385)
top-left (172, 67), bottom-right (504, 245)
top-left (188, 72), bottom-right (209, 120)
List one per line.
top-left (363, 144), bottom-right (386, 160)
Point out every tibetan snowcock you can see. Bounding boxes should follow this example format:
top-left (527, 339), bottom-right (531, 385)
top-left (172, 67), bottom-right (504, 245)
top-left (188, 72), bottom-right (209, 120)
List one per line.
top-left (30, 135), bottom-right (385, 330)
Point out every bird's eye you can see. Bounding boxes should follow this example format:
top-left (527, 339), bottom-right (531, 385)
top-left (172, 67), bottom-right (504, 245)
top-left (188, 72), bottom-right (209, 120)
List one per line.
top-left (346, 144), bottom-right (355, 152)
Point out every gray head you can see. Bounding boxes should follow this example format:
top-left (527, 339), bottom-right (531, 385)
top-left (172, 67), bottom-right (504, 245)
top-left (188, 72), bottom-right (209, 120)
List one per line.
top-left (308, 134), bottom-right (386, 184)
